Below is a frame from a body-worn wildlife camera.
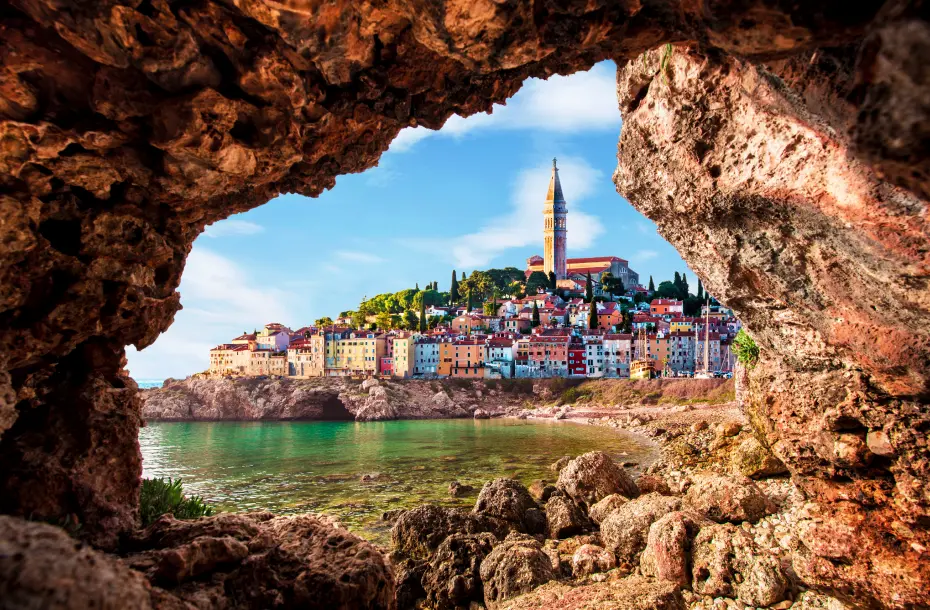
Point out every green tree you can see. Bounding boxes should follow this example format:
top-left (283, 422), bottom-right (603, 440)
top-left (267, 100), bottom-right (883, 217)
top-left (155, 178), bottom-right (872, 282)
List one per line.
top-left (654, 281), bottom-right (679, 299)
top-left (418, 298), bottom-right (427, 332)
top-left (548, 271), bottom-right (557, 290)
top-left (483, 301), bottom-right (497, 315)
top-left (450, 270), bottom-right (460, 304)
top-left (648, 276), bottom-right (655, 292)
top-left (375, 311), bottom-right (392, 330)
top-left (697, 278), bottom-right (704, 300)
top-left (588, 300), bottom-right (598, 329)
top-left (460, 270), bottom-right (495, 302)
top-left (314, 316), bottom-right (333, 327)
top-left (601, 272), bottom-right (624, 298)
top-left (531, 301), bottom-right (541, 327)
top-left (403, 310), bottom-right (418, 330)
top-left (390, 313), bottom-right (402, 329)
top-left (508, 280), bottom-right (525, 298)
top-left (486, 267), bottom-right (526, 290)
top-left (683, 297), bottom-right (702, 316)
top-left (415, 282), bottom-right (419, 291)
top-left (525, 271), bottom-right (549, 295)
top-left (585, 273), bottom-right (593, 302)
top-left (461, 271), bottom-right (467, 281)
top-left (680, 273), bottom-right (690, 299)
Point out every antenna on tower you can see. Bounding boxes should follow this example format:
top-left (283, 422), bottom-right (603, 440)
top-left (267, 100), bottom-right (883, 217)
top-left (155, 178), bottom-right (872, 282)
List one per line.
top-left (553, 158), bottom-right (557, 170)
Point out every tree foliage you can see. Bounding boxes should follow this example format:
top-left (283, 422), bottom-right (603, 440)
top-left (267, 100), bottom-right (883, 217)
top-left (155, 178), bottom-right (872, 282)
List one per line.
top-left (450, 270), bottom-right (460, 304)
top-left (648, 276), bottom-right (655, 292)
top-left (585, 273), bottom-right (593, 302)
top-left (459, 270), bottom-right (495, 302)
top-left (588, 301), bottom-right (598, 329)
top-left (531, 301), bottom-right (540, 327)
top-left (548, 271), bottom-right (557, 290)
top-left (314, 317), bottom-right (333, 327)
top-left (525, 271), bottom-right (549, 295)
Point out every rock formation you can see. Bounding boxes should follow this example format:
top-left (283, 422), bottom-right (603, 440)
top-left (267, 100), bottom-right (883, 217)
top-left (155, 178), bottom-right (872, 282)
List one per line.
top-left (0, 0), bottom-right (927, 606)
top-left (614, 42), bottom-right (929, 605)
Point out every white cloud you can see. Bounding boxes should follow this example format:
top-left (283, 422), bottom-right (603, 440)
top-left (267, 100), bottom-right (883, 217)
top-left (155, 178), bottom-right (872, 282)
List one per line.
top-left (125, 246), bottom-right (294, 380)
top-left (335, 250), bottom-right (385, 264)
top-left (631, 249), bottom-right (659, 264)
top-left (388, 62), bottom-right (620, 152)
top-left (405, 156), bottom-right (605, 268)
top-left (203, 219), bottom-right (264, 238)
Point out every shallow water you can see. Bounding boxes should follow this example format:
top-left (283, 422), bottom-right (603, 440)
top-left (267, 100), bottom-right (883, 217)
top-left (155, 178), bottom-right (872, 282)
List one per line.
top-left (140, 419), bottom-right (655, 543)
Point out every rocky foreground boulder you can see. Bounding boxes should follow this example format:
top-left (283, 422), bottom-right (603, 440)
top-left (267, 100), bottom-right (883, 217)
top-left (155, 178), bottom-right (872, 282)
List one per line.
top-left (479, 534), bottom-right (556, 607)
top-left (684, 472), bottom-right (772, 524)
top-left (556, 451), bottom-right (640, 508)
top-left (391, 505), bottom-right (506, 560)
top-left (421, 532), bottom-right (497, 609)
top-left (474, 478), bottom-right (545, 535)
top-left (600, 493), bottom-right (683, 565)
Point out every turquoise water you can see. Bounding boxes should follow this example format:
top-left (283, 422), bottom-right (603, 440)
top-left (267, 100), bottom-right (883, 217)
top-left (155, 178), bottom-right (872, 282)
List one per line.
top-left (139, 419), bottom-right (654, 543)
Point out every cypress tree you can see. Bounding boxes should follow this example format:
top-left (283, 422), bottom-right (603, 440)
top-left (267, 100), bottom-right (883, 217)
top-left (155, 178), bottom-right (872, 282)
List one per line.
top-left (585, 273), bottom-right (593, 302)
top-left (531, 301), bottom-right (540, 327)
top-left (466, 289), bottom-right (473, 312)
top-left (419, 298), bottom-right (426, 332)
top-left (648, 276), bottom-right (655, 292)
top-left (415, 282), bottom-right (419, 291)
top-left (697, 279), bottom-right (704, 300)
top-left (548, 271), bottom-right (557, 290)
top-left (462, 271), bottom-right (466, 281)
top-left (681, 273), bottom-right (689, 299)
top-left (673, 271), bottom-right (681, 295)
top-left (588, 299), bottom-right (598, 329)
top-left (450, 270), bottom-right (459, 304)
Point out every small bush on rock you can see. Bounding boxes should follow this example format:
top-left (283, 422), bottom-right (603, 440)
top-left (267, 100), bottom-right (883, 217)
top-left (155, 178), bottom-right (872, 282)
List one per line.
top-left (140, 477), bottom-right (215, 527)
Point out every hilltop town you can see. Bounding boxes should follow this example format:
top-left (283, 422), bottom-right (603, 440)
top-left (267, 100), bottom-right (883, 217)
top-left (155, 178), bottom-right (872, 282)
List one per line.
top-left (206, 160), bottom-right (742, 381)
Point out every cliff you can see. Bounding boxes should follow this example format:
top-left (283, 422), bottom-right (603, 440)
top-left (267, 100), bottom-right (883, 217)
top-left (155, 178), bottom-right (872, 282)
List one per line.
top-left (141, 377), bottom-right (735, 422)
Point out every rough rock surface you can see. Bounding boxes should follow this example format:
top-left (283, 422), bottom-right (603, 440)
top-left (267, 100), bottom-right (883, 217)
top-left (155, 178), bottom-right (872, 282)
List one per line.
top-left (0, 515), bottom-right (154, 609)
top-left (544, 493), bottom-right (590, 540)
top-left (691, 523), bottom-right (788, 607)
top-left (474, 478), bottom-right (543, 535)
top-left (497, 575), bottom-right (686, 610)
top-left (556, 451), bottom-right (639, 508)
top-left (1, 1), bottom-right (929, 606)
top-left (615, 43), bottom-right (930, 606)
top-left (588, 493), bottom-right (629, 525)
top-left (421, 532), bottom-right (497, 610)
top-left (479, 534), bottom-right (555, 607)
top-left (684, 472), bottom-right (771, 524)
top-left (570, 543), bottom-right (616, 578)
top-left (600, 493), bottom-right (682, 565)
top-left (640, 510), bottom-right (712, 586)
top-left (124, 512), bottom-right (395, 609)
top-left (732, 436), bottom-right (789, 479)
top-left (391, 505), bottom-right (506, 560)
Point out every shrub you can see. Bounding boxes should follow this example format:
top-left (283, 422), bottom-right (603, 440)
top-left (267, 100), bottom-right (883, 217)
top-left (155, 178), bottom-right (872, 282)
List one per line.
top-left (732, 329), bottom-right (760, 368)
top-left (140, 477), bottom-right (215, 527)
top-left (498, 378), bottom-right (534, 395)
top-left (558, 386), bottom-right (592, 405)
top-left (448, 378), bottom-right (474, 390)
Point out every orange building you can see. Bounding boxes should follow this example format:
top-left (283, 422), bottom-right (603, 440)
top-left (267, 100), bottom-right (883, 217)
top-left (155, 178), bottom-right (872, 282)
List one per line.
top-left (650, 299), bottom-right (683, 316)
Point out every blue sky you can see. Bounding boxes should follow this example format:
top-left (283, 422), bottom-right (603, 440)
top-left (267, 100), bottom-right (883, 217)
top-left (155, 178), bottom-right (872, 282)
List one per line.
top-left (126, 61), bottom-right (691, 380)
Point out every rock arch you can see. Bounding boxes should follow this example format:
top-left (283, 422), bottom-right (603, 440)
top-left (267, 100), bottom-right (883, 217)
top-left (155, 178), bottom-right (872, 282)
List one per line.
top-left (0, 1), bottom-right (926, 606)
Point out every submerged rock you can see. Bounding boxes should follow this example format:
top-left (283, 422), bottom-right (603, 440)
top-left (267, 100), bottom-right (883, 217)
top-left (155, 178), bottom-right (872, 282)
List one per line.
top-left (479, 534), bottom-right (556, 606)
top-left (557, 451), bottom-right (639, 508)
top-left (473, 478), bottom-right (544, 535)
top-left (684, 472), bottom-right (771, 523)
top-left (448, 481), bottom-right (475, 498)
top-left (600, 493), bottom-right (682, 565)
top-left (691, 523), bottom-right (788, 607)
top-left (422, 532), bottom-right (497, 610)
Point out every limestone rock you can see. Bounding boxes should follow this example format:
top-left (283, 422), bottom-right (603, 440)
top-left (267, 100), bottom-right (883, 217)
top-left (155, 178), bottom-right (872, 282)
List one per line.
top-left (601, 493), bottom-right (682, 566)
top-left (392, 505), bottom-right (506, 560)
top-left (588, 494), bottom-right (629, 525)
top-left (684, 473), bottom-right (771, 523)
top-left (732, 437), bottom-right (789, 479)
top-left (550, 456), bottom-right (572, 473)
top-left (473, 478), bottom-right (543, 535)
top-left (571, 544), bottom-right (616, 578)
top-left (545, 494), bottom-right (591, 539)
top-left (392, 558), bottom-right (427, 610)
top-left (0, 516), bottom-right (154, 610)
top-left (473, 408), bottom-right (490, 419)
top-left (528, 479), bottom-right (556, 503)
top-left (691, 523), bottom-right (788, 607)
top-left (479, 534), bottom-right (555, 606)
top-left (636, 474), bottom-right (673, 495)
top-left (421, 532), bottom-right (497, 610)
top-left (557, 451), bottom-right (639, 508)
top-left (497, 575), bottom-right (686, 610)
top-left (717, 422), bottom-right (742, 438)
top-left (448, 481), bottom-right (475, 498)
top-left (640, 510), bottom-right (713, 586)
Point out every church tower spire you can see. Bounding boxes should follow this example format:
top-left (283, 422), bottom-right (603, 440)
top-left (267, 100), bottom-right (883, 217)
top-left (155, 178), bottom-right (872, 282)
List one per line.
top-left (544, 158), bottom-right (568, 280)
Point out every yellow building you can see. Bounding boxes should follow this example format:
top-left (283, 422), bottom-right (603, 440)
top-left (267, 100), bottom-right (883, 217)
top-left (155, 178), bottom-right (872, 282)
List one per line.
top-left (393, 335), bottom-right (414, 378)
top-left (329, 331), bottom-right (386, 376)
top-left (669, 318), bottom-right (693, 334)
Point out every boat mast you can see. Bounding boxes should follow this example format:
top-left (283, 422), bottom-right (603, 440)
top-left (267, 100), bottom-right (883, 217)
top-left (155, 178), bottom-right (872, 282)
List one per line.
top-left (703, 297), bottom-right (710, 375)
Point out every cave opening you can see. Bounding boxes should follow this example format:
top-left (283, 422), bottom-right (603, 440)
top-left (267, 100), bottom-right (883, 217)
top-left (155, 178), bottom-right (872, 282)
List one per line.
top-left (0, 1), bottom-right (927, 608)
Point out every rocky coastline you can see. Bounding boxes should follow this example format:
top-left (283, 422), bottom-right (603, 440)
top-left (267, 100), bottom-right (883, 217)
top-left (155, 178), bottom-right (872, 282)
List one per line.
top-left (140, 376), bottom-right (735, 423)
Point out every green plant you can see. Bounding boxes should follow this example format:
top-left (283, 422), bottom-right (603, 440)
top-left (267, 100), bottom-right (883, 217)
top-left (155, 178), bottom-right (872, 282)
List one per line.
top-left (732, 329), bottom-right (760, 368)
top-left (140, 477), bottom-right (215, 527)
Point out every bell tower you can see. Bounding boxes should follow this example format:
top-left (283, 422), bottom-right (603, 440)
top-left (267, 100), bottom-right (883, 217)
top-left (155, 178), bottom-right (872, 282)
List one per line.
top-left (543, 158), bottom-right (567, 280)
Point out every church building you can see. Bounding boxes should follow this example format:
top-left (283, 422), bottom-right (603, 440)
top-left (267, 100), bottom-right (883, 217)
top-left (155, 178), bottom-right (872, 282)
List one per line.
top-left (526, 158), bottom-right (640, 292)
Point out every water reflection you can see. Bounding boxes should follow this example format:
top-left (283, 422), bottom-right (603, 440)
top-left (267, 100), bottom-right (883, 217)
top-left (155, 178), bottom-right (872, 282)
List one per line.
top-left (140, 419), bottom-right (655, 543)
